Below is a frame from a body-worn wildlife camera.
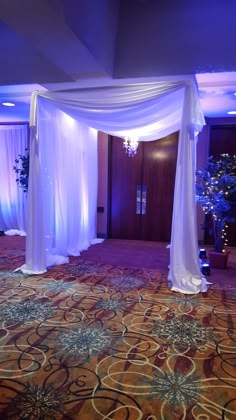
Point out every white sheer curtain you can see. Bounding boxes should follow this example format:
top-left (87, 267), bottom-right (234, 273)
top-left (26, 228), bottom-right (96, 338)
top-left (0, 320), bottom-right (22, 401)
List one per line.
top-left (23, 78), bottom-right (208, 294)
top-left (0, 124), bottom-right (28, 233)
top-left (22, 100), bottom-right (97, 274)
top-left (168, 85), bottom-right (206, 293)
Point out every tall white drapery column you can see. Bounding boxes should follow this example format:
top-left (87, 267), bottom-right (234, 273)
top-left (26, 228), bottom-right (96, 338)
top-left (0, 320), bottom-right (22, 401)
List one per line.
top-left (168, 84), bottom-right (208, 293)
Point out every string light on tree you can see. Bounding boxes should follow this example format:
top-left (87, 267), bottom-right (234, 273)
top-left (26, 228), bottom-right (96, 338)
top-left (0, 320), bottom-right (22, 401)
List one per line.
top-left (196, 154), bottom-right (236, 253)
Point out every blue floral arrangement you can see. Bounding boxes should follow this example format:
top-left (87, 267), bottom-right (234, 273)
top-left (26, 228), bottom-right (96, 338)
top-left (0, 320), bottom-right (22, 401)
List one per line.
top-left (13, 149), bottom-right (29, 193)
top-left (196, 153), bottom-right (236, 252)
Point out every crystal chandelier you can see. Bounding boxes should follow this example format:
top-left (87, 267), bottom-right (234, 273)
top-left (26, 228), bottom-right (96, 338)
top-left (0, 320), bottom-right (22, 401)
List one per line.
top-left (123, 136), bottom-right (139, 157)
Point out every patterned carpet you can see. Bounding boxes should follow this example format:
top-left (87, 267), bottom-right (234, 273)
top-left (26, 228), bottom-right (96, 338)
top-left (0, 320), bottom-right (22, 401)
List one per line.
top-left (0, 246), bottom-right (235, 419)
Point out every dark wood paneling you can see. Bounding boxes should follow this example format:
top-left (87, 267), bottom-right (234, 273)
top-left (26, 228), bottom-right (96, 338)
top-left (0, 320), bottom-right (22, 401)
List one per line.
top-left (210, 125), bottom-right (236, 156)
top-left (109, 133), bottom-right (178, 241)
top-left (109, 136), bottom-right (143, 239)
top-left (141, 133), bottom-right (178, 241)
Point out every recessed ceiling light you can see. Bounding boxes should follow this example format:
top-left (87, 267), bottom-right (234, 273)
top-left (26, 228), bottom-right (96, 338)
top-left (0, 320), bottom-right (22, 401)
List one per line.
top-left (2, 102), bottom-right (15, 107)
top-left (227, 111), bottom-right (236, 114)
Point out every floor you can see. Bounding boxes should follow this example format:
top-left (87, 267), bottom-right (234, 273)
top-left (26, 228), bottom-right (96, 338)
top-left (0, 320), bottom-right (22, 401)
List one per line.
top-left (0, 236), bottom-right (235, 419)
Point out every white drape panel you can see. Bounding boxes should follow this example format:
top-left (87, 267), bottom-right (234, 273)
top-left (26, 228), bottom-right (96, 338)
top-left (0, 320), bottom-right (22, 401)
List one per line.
top-left (168, 85), bottom-right (207, 293)
top-left (25, 79), bottom-right (207, 293)
top-left (22, 100), bottom-right (98, 274)
top-left (0, 124), bottom-right (27, 232)
top-left (30, 83), bottom-right (187, 141)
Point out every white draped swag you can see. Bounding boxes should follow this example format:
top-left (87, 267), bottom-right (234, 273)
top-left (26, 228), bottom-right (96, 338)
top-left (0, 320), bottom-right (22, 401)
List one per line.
top-left (0, 124), bottom-right (27, 233)
top-left (20, 79), bottom-right (209, 294)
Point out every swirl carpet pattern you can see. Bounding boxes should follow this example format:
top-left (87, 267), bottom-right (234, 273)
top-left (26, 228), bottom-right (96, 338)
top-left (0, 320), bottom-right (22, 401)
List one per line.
top-left (0, 244), bottom-right (235, 419)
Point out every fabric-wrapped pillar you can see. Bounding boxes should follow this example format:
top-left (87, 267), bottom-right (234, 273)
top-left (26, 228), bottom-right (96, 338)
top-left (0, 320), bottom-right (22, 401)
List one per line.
top-left (25, 124), bottom-right (47, 274)
top-left (168, 83), bottom-right (207, 293)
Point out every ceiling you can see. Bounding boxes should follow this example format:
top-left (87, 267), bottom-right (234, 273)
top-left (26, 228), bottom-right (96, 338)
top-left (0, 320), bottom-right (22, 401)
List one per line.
top-left (1, 0), bottom-right (236, 122)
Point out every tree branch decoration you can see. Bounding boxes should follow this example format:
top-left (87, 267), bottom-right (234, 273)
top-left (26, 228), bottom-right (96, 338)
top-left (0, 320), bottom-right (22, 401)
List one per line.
top-left (196, 153), bottom-right (236, 253)
top-left (13, 149), bottom-right (29, 193)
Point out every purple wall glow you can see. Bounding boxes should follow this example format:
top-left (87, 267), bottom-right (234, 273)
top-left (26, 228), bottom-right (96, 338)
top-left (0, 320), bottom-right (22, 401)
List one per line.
top-left (63, 0), bottom-right (120, 76)
top-left (0, 21), bottom-right (72, 85)
top-left (115, 0), bottom-right (236, 78)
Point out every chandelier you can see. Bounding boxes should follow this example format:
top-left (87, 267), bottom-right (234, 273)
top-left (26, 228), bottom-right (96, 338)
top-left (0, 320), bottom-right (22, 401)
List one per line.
top-left (123, 136), bottom-right (139, 157)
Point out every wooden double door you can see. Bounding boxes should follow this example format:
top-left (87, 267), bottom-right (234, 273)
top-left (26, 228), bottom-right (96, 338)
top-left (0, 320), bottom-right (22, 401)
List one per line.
top-left (108, 132), bottom-right (178, 241)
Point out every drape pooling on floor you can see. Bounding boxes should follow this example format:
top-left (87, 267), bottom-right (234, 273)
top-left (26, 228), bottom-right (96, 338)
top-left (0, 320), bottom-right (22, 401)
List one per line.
top-left (23, 78), bottom-right (207, 293)
top-left (0, 124), bottom-right (27, 232)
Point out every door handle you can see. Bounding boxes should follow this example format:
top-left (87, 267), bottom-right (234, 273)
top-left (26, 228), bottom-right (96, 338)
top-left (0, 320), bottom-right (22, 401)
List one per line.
top-left (141, 186), bottom-right (147, 214)
top-left (136, 185), bottom-right (142, 214)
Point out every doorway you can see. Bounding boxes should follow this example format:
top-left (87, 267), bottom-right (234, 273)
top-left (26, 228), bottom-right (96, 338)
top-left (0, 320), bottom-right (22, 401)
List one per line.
top-left (108, 132), bottom-right (179, 241)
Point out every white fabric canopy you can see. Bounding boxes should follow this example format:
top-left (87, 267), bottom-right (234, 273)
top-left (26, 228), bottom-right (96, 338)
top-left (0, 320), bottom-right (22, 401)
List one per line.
top-left (0, 124), bottom-right (27, 233)
top-left (30, 82), bottom-right (193, 141)
top-left (22, 79), bottom-right (208, 294)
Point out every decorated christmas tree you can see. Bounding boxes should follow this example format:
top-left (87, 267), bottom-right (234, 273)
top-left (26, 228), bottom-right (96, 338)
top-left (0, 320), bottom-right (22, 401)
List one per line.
top-left (196, 154), bottom-right (236, 252)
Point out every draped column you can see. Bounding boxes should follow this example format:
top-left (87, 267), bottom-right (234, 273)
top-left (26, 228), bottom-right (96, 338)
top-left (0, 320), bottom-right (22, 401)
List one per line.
top-left (168, 83), bottom-right (207, 293)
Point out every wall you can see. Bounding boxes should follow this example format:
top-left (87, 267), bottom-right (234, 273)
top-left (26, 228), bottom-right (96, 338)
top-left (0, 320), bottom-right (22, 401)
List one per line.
top-left (97, 131), bottom-right (109, 237)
